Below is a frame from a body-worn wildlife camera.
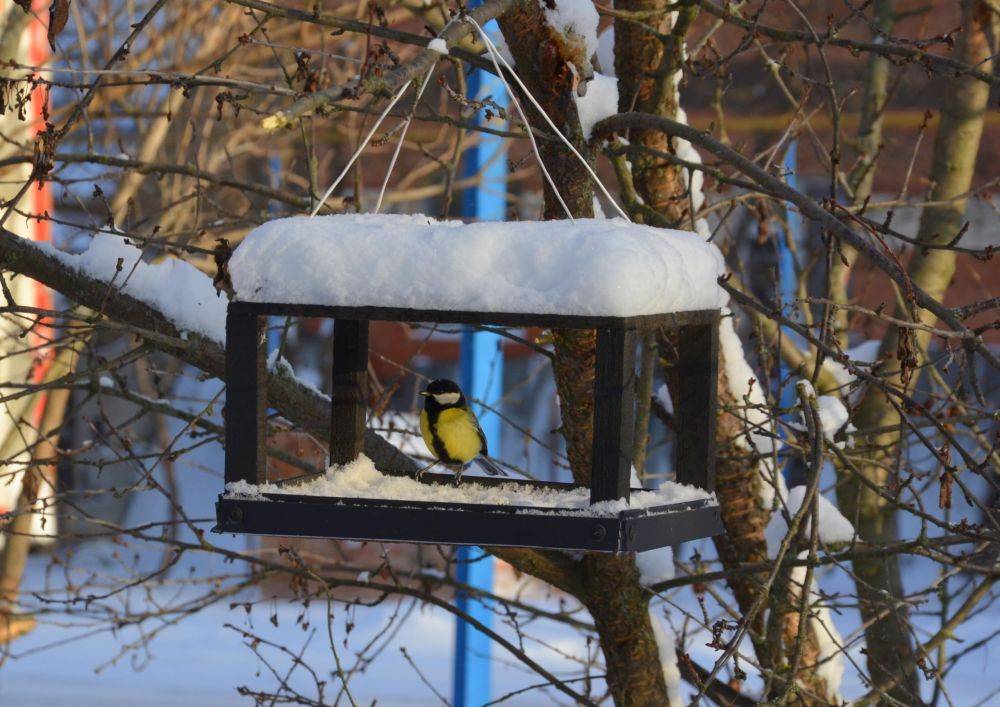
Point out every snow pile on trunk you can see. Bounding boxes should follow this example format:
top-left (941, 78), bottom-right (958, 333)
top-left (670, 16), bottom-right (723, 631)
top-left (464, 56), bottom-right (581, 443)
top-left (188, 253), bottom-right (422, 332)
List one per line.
top-left (596, 27), bottom-right (615, 76)
top-left (813, 395), bottom-right (855, 448)
top-left (573, 72), bottom-right (619, 140)
top-left (637, 544), bottom-right (675, 587)
top-left (763, 478), bottom-right (852, 699)
top-left (230, 214), bottom-right (726, 316)
top-left (40, 233), bottom-right (227, 342)
top-left (649, 609), bottom-right (684, 707)
top-left (266, 349), bottom-right (330, 400)
top-left (718, 314), bottom-right (785, 509)
top-left (225, 454), bottom-right (712, 515)
top-left (789, 553), bottom-right (846, 700)
top-left (540, 0), bottom-right (599, 66)
top-left (824, 339), bottom-right (881, 402)
top-left (764, 486), bottom-right (856, 555)
top-left (718, 316), bottom-right (781, 456)
top-left (791, 379), bottom-right (856, 448)
top-left (761, 519), bottom-right (849, 700)
top-left (569, 23), bottom-right (620, 142)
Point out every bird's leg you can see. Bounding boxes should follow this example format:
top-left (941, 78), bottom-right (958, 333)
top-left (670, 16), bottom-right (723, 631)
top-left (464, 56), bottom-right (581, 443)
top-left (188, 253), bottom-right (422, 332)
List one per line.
top-left (452, 463), bottom-right (468, 486)
top-left (415, 460), bottom-right (439, 481)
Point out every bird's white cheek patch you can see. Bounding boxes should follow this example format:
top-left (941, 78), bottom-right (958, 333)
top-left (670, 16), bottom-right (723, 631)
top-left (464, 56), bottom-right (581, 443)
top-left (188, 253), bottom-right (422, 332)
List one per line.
top-left (433, 392), bottom-right (461, 405)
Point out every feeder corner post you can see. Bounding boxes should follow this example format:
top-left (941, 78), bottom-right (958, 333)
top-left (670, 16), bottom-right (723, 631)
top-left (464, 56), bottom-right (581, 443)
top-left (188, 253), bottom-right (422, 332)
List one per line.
top-left (590, 325), bottom-right (637, 505)
top-left (330, 318), bottom-right (369, 465)
top-left (674, 314), bottom-right (720, 493)
top-left (225, 306), bottom-right (267, 485)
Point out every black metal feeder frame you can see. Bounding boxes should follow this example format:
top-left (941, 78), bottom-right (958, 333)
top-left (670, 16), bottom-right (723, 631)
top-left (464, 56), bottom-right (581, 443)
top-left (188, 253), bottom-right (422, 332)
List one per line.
top-left (215, 302), bottom-right (724, 553)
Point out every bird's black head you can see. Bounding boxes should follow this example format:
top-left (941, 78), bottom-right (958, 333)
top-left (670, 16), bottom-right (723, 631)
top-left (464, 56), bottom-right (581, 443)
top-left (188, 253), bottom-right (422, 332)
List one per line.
top-left (420, 379), bottom-right (465, 408)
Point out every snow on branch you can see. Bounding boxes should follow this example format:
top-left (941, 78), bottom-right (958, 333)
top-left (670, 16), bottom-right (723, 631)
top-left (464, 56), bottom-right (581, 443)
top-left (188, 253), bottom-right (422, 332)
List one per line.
top-left (39, 233), bottom-right (227, 343)
top-left (0, 227), bottom-right (418, 476)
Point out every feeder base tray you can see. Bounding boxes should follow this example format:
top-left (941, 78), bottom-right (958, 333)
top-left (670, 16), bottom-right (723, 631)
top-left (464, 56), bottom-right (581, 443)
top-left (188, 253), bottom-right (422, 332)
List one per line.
top-left (214, 491), bottom-right (723, 553)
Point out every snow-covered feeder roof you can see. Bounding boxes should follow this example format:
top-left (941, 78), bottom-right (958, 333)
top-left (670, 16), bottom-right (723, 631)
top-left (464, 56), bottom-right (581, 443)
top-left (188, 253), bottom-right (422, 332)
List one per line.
top-left (229, 214), bottom-right (725, 318)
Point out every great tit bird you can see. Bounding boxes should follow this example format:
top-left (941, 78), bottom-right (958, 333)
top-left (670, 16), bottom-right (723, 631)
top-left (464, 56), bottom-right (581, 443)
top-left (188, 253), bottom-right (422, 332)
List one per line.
top-left (419, 379), bottom-right (506, 481)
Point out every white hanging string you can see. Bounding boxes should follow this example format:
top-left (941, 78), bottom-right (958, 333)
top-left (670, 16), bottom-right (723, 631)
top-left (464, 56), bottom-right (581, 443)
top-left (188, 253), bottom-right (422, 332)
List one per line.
top-left (309, 80), bottom-right (412, 217)
top-left (375, 63), bottom-right (437, 213)
top-left (466, 16), bottom-right (631, 221)
top-left (466, 18), bottom-right (574, 220)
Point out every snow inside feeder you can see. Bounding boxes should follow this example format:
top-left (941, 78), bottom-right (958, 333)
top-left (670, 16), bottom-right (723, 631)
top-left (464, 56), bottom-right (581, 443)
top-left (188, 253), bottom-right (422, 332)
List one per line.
top-left (224, 455), bottom-right (713, 517)
top-left (215, 214), bottom-right (725, 552)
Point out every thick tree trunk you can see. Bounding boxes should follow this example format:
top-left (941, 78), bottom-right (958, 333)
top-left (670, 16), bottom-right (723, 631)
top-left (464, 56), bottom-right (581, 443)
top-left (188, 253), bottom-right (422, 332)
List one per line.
top-left (838, 1), bottom-right (997, 702)
top-left (551, 330), bottom-right (597, 482)
top-left (614, 0), bottom-right (696, 224)
top-left (496, 3), bottom-right (671, 703)
top-left (616, 3), bottom-right (834, 700)
top-left (615, 10), bottom-right (773, 669)
top-left (582, 555), bottom-right (666, 706)
top-left (499, 0), bottom-right (598, 486)
top-left (619, 3), bottom-right (833, 700)
top-left (709, 374), bottom-right (772, 661)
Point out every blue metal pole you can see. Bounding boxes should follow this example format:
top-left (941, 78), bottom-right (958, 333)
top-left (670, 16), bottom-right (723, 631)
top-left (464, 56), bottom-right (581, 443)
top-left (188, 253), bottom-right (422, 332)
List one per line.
top-left (783, 141), bottom-right (803, 250)
top-left (453, 9), bottom-right (508, 706)
top-left (777, 141), bottom-right (806, 485)
top-left (454, 332), bottom-right (503, 706)
top-left (777, 140), bottom-right (800, 411)
top-left (267, 155), bottom-right (283, 422)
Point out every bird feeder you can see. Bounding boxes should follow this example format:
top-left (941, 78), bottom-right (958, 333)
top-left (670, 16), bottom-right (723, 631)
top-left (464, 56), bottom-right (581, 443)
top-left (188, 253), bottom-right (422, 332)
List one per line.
top-left (214, 215), bottom-right (725, 553)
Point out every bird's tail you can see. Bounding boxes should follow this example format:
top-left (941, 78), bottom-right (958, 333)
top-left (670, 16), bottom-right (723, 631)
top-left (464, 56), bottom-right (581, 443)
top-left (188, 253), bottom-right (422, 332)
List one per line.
top-left (477, 456), bottom-right (508, 477)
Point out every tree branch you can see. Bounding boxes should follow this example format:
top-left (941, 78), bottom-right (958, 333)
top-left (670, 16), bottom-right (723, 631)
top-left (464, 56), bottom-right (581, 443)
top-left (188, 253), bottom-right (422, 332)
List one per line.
top-left (594, 111), bottom-right (996, 370)
top-left (696, 0), bottom-right (1000, 88)
top-left (255, 0), bottom-right (515, 124)
top-left (0, 228), bottom-right (417, 475)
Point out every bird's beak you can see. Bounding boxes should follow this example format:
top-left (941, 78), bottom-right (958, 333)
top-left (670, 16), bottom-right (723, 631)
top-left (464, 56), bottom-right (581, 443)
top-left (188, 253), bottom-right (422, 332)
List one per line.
top-left (418, 390), bottom-right (430, 397)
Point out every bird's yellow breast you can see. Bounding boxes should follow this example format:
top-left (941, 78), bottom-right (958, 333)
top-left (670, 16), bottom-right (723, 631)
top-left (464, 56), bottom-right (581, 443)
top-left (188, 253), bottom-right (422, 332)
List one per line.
top-left (420, 407), bottom-right (483, 464)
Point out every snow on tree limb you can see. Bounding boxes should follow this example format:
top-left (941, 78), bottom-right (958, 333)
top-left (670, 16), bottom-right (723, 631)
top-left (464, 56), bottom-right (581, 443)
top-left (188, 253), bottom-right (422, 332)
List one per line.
top-left (0, 227), bottom-right (419, 476)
